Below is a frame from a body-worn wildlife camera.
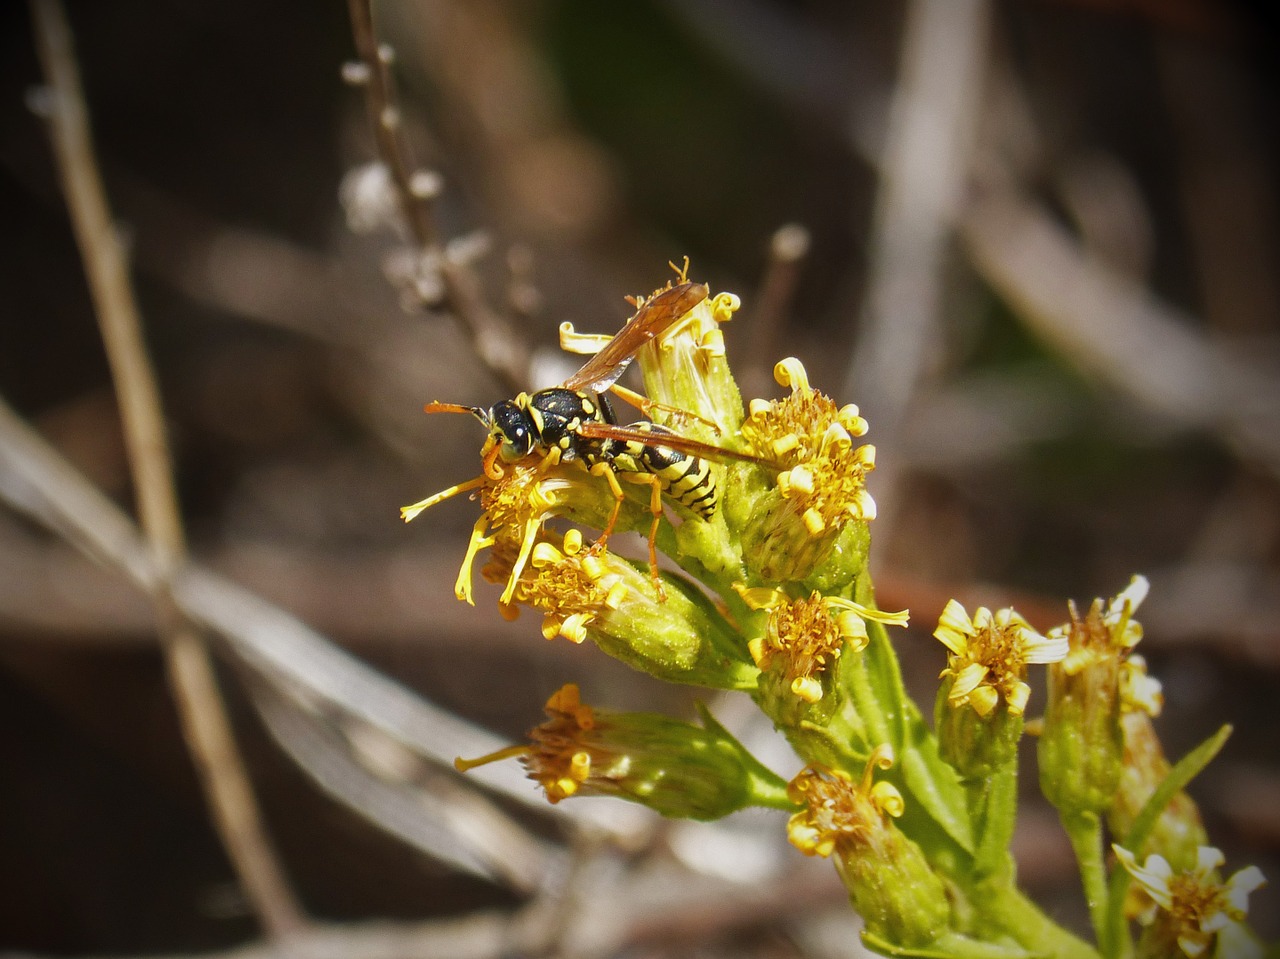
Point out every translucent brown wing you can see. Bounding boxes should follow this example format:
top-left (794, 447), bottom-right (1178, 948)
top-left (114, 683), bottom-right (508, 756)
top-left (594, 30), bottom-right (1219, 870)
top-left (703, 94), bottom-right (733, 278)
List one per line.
top-left (574, 421), bottom-right (773, 467)
top-left (561, 281), bottom-right (710, 394)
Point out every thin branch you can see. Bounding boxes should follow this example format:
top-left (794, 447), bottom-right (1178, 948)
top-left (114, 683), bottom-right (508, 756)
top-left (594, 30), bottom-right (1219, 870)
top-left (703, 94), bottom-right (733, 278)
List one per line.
top-left (249, 679), bottom-right (566, 893)
top-left (28, 0), bottom-right (303, 936)
top-left (345, 0), bottom-right (529, 395)
top-left (843, 0), bottom-right (993, 536)
top-left (958, 187), bottom-right (1280, 480)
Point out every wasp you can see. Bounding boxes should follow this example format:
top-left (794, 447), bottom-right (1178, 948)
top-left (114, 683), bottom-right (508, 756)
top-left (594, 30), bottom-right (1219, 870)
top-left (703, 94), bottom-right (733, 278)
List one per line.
top-left (405, 279), bottom-right (764, 586)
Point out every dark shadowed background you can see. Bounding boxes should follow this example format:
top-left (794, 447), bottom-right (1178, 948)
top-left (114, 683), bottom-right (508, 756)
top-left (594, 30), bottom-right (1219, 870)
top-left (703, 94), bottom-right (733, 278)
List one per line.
top-left (0, 0), bottom-right (1277, 955)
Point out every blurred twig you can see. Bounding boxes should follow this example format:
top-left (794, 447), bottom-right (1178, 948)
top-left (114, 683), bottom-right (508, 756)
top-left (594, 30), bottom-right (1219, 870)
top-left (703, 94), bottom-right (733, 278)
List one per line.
top-left (248, 679), bottom-right (565, 893)
top-left (345, 0), bottom-right (529, 395)
top-left (959, 187), bottom-right (1280, 480)
top-left (845, 0), bottom-right (992, 536)
top-left (28, 0), bottom-right (304, 937)
top-left (0, 913), bottom-right (513, 959)
top-left (740, 224), bottom-right (811, 397)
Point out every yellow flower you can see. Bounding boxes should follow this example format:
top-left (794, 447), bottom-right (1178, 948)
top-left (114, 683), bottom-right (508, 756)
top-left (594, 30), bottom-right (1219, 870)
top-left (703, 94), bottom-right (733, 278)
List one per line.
top-left (934, 600), bottom-right (1067, 717)
top-left (518, 683), bottom-right (599, 803)
top-left (1114, 844), bottom-right (1266, 958)
top-left (737, 358), bottom-right (876, 582)
top-left (403, 454), bottom-right (616, 606)
top-left (743, 358), bottom-right (877, 530)
top-left (492, 528), bottom-right (631, 643)
top-left (786, 748), bottom-right (951, 946)
top-left (786, 746), bottom-right (904, 858)
top-left (735, 584), bottom-right (908, 703)
top-left (1053, 574), bottom-right (1149, 677)
top-left (488, 528), bottom-right (757, 689)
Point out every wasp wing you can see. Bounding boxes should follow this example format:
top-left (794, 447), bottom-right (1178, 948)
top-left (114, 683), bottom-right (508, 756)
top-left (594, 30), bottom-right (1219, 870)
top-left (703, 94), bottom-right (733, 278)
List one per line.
top-left (574, 421), bottom-right (772, 468)
top-left (562, 282), bottom-right (710, 394)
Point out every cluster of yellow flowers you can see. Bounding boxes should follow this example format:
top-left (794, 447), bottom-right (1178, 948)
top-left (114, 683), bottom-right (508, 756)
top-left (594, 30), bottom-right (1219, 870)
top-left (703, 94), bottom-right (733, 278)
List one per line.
top-left (407, 267), bottom-right (1267, 959)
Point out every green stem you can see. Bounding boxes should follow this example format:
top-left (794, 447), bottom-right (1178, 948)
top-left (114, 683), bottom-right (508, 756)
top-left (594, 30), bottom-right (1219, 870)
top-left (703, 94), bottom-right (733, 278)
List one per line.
top-left (1063, 812), bottom-right (1110, 953)
top-left (984, 885), bottom-right (1102, 959)
top-left (846, 649), bottom-right (892, 749)
top-left (971, 760), bottom-right (1018, 881)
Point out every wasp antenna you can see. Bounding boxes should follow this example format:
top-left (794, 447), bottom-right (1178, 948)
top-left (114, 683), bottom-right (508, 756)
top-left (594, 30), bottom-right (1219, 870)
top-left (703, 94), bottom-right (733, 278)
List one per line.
top-left (424, 400), bottom-right (480, 416)
top-left (423, 400), bottom-right (492, 428)
top-left (400, 475), bottom-right (487, 523)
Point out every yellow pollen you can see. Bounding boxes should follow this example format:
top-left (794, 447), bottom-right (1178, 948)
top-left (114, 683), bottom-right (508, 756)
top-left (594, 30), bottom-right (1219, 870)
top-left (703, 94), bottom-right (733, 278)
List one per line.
top-left (604, 581), bottom-right (629, 609)
top-left (735, 588), bottom-right (892, 703)
top-left (782, 465), bottom-right (814, 495)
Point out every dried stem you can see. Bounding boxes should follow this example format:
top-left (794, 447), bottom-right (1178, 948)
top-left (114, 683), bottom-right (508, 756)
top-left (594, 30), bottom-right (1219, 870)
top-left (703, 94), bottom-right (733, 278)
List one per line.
top-left (844, 0), bottom-right (992, 537)
top-left (28, 0), bottom-right (304, 937)
top-left (345, 0), bottom-right (529, 395)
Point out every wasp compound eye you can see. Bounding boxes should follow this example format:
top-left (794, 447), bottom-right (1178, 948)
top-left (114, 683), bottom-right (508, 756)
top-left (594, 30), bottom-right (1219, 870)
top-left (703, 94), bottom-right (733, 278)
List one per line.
top-left (491, 401), bottom-right (536, 458)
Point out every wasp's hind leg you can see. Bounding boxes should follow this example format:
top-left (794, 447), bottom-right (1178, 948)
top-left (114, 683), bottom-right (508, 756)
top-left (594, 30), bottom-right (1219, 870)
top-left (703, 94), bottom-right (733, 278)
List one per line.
top-left (587, 460), bottom-right (668, 601)
top-left (625, 470), bottom-right (668, 601)
top-left (607, 383), bottom-right (721, 436)
top-left (587, 460), bottom-right (627, 552)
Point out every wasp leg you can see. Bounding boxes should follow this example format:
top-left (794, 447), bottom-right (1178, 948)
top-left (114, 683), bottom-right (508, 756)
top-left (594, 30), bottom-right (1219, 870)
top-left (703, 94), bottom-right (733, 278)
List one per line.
top-left (620, 470), bottom-right (668, 602)
top-left (606, 383), bottom-right (722, 436)
top-left (588, 461), bottom-right (668, 601)
top-left (588, 460), bottom-right (627, 550)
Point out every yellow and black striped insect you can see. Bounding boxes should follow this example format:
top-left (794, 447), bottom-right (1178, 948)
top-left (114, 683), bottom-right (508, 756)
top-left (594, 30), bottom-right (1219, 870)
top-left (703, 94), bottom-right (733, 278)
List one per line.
top-left (412, 279), bottom-right (764, 577)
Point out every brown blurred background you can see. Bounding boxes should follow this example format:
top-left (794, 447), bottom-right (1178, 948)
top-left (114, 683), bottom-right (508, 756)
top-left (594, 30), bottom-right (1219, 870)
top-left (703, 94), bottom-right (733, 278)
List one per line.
top-left (1, 0), bottom-right (1278, 955)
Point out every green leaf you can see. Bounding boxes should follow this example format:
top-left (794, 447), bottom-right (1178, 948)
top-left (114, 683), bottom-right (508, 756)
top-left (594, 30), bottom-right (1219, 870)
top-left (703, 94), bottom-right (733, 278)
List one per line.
top-left (1102, 724), bottom-right (1232, 958)
top-left (899, 705), bottom-right (976, 857)
top-left (861, 930), bottom-right (1042, 959)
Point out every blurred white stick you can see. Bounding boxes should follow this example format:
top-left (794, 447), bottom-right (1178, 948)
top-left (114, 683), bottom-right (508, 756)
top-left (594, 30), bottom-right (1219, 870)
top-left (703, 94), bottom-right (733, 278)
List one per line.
top-left (844, 0), bottom-right (992, 532)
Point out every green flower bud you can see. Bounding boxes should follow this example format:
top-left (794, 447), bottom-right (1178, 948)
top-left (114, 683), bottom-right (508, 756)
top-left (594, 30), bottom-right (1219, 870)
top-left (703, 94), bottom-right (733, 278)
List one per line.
top-left (935, 678), bottom-right (1024, 780)
top-left (1038, 578), bottom-right (1147, 818)
top-left (495, 528), bottom-right (758, 690)
top-left (786, 749), bottom-right (951, 946)
top-left (634, 284), bottom-right (746, 438)
top-left (459, 684), bottom-right (791, 820)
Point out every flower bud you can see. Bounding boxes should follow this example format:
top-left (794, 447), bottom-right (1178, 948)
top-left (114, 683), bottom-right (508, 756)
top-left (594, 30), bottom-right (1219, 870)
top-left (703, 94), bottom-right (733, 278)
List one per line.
top-left (932, 600), bottom-right (1065, 779)
top-left (493, 530), bottom-right (758, 690)
top-left (637, 287), bottom-right (746, 438)
top-left (459, 684), bottom-right (790, 820)
top-left (1110, 710), bottom-right (1208, 872)
top-left (786, 748), bottom-right (951, 946)
top-left (935, 677), bottom-right (1024, 780)
top-left (738, 359), bottom-right (877, 584)
top-left (1039, 578), bottom-right (1147, 817)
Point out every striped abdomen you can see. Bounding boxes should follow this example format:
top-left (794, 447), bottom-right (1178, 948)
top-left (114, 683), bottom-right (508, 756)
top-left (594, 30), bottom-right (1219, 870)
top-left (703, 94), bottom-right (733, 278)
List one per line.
top-left (608, 423), bottom-right (719, 520)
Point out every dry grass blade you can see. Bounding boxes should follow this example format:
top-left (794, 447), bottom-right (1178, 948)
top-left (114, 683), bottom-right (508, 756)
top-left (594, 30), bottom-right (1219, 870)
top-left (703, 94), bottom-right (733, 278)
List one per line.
top-left (27, 0), bottom-right (304, 936)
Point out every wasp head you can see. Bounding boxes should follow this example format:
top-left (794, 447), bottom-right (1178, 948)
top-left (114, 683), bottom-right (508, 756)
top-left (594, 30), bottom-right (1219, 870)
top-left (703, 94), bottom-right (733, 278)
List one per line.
top-left (489, 399), bottom-right (537, 461)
